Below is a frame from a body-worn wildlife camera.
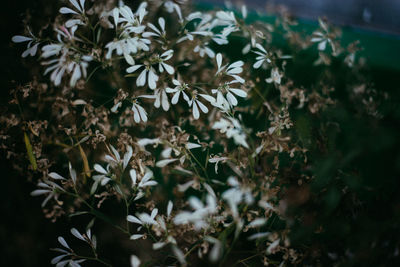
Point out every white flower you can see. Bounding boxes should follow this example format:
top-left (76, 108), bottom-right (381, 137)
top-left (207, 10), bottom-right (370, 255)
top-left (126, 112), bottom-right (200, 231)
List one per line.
top-left (147, 87), bottom-right (170, 111)
top-left (164, 1), bottom-right (183, 22)
top-left (311, 19), bottom-right (335, 53)
top-left (105, 37), bottom-right (150, 64)
top-left (130, 169), bottom-right (157, 189)
top-left (91, 164), bottom-right (112, 194)
top-left (204, 236), bottom-right (223, 263)
top-left (156, 49), bottom-right (175, 75)
top-left (216, 11), bottom-right (237, 25)
top-left (215, 53), bottom-right (245, 83)
top-left (126, 64), bottom-right (159, 89)
top-left (127, 208), bottom-right (159, 226)
top-left (31, 164), bottom-right (77, 207)
top-left (174, 194), bottom-right (218, 230)
top-left (41, 42), bottom-right (92, 87)
top-left (212, 81), bottom-right (247, 108)
top-left (193, 43), bottom-right (215, 58)
top-left (265, 67), bottom-right (283, 85)
top-left (131, 100), bottom-right (148, 123)
top-left (222, 177), bottom-right (254, 219)
top-left (51, 234), bottom-right (86, 267)
top-left (12, 32), bottom-right (39, 58)
top-left (165, 79), bottom-right (190, 104)
top-left (113, 3), bottom-right (148, 28)
top-left (102, 145), bottom-right (132, 170)
top-left (59, 0), bottom-right (85, 15)
top-left (31, 179), bottom-right (65, 208)
top-left (188, 94), bottom-right (215, 120)
top-left (253, 43), bottom-right (271, 69)
top-left (208, 155), bottom-right (229, 173)
top-left (59, 0), bottom-right (87, 29)
top-left (213, 117), bottom-right (249, 148)
top-left (106, 4), bottom-right (150, 64)
top-left (143, 17), bottom-right (166, 40)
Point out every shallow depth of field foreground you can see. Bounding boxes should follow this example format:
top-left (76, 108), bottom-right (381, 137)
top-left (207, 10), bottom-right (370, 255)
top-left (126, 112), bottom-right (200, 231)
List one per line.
top-left (1, 0), bottom-right (400, 266)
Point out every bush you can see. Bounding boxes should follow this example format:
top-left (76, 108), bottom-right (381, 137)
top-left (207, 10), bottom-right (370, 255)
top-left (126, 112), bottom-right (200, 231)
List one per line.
top-left (2, 0), bottom-right (400, 266)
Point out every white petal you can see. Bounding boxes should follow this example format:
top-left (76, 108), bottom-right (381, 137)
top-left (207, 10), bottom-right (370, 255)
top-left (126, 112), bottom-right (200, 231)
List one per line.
top-left (69, 0), bottom-right (83, 13)
top-left (158, 17), bottom-right (166, 32)
top-left (130, 234), bottom-right (144, 240)
top-left (136, 104), bottom-right (148, 122)
top-left (130, 255), bottom-right (141, 267)
top-left (129, 169), bottom-right (137, 186)
top-left (136, 69), bottom-right (147, 87)
top-left (255, 43), bottom-right (267, 54)
top-left (318, 40), bottom-right (327, 51)
top-left (156, 158), bottom-right (178, 167)
top-left (196, 100), bottom-right (208, 113)
top-left (253, 60), bottom-right (264, 69)
top-left (186, 143), bottom-right (201, 149)
top-left (192, 101), bottom-right (200, 119)
top-left (162, 63), bottom-right (175, 75)
top-left (94, 164), bottom-right (107, 174)
top-left (113, 8), bottom-right (119, 28)
top-left (127, 215), bottom-right (142, 225)
top-left (126, 64), bottom-right (142, 73)
top-left (59, 7), bottom-right (79, 15)
top-left (48, 172), bottom-right (66, 180)
top-left (216, 53), bottom-right (222, 71)
top-left (148, 69), bottom-right (158, 89)
top-left (30, 189), bottom-right (50, 196)
top-left (229, 88), bottom-right (247, 97)
top-left (12, 35), bottom-right (32, 43)
top-left (71, 228), bottom-right (85, 241)
top-left (161, 90), bottom-right (170, 111)
top-left (58, 236), bottom-right (70, 249)
top-left (69, 162), bottom-right (77, 184)
top-left (167, 200), bottom-right (173, 217)
top-left (171, 91), bottom-right (180, 104)
top-left (131, 105), bottom-right (140, 123)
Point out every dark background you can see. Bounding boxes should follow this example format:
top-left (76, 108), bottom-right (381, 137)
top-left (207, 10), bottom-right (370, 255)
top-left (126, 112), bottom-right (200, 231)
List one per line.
top-left (201, 0), bottom-right (400, 35)
top-left (0, 1), bottom-right (64, 266)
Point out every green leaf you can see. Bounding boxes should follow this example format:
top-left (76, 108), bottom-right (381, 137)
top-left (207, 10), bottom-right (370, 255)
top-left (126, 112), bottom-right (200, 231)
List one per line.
top-left (24, 132), bottom-right (37, 171)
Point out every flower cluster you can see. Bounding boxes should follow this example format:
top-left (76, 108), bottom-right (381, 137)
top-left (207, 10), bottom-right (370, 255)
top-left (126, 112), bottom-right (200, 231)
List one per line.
top-left (7, 0), bottom-right (368, 266)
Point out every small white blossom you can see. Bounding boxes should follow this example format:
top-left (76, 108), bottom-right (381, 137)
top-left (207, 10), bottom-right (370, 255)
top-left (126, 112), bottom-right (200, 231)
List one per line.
top-left (253, 43), bottom-right (271, 69)
top-left (213, 117), bottom-right (249, 148)
top-left (131, 100), bottom-right (148, 123)
top-left (31, 164), bottom-right (78, 207)
top-left (127, 64), bottom-right (159, 89)
top-left (156, 49), bottom-right (175, 75)
top-left (188, 94), bottom-right (215, 120)
top-left (59, 0), bottom-right (85, 15)
top-left (193, 43), bottom-right (215, 58)
top-left (143, 17), bottom-right (166, 41)
top-left (174, 194), bottom-right (218, 230)
top-left (127, 208), bottom-right (159, 226)
top-left (12, 32), bottom-right (39, 58)
top-left (222, 177), bottom-right (254, 219)
top-left (212, 81), bottom-right (247, 108)
top-left (130, 169), bottom-right (157, 189)
top-left (165, 79), bottom-right (190, 104)
top-left (311, 19), bottom-right (336, 53)
top-left (164, 1), bottom-right (183, 22)
top-left (266, 67), bottom-right (283, 85)
top-left (215, 53), bottom-right (245, 83)
top-left (41, 36), bottom-right (92, 87)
